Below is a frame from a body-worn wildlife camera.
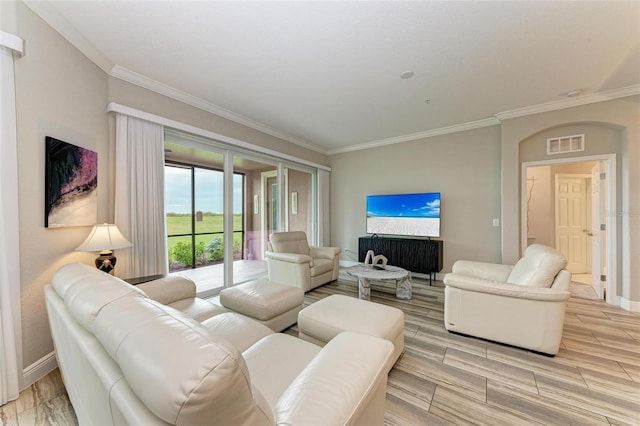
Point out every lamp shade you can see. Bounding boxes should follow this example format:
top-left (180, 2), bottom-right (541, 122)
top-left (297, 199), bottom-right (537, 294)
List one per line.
top-left (76, 223), bottom-right (132, 252)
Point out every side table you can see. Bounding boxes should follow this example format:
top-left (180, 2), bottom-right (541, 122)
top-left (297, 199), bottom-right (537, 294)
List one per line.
top-left (123, 274), bottom-right (165, 285)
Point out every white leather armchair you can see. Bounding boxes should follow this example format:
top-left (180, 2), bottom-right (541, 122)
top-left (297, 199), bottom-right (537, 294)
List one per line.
top-left (265, 231), bottom-right (341, 292)
top-left (443, 244), bottom-right (572, 355)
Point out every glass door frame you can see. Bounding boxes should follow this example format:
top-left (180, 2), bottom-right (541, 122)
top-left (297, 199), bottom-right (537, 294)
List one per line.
top-left (164, 128), bottom-right (319, 296)
top-left (165, 160), bottom-right (246, 273)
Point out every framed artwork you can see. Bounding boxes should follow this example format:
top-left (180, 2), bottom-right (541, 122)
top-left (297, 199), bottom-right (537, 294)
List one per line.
top-left (291, 192), bottom-right (298, 215)
top-left (45, 136), bottom-right (98, 227)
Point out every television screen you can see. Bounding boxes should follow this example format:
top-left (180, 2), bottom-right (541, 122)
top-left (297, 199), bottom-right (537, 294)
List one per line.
top-left (366, 192), bottom-right (440, 237)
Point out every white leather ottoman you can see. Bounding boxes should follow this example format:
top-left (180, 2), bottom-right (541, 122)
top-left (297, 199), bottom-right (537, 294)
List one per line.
top-left (298, 294), bottom-right (405, 366)
top-left (219, 279), bottom-right (304, 332)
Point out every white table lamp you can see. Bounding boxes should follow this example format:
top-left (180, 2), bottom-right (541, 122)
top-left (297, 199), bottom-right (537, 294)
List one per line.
top-left (76, 223), bottom-right (132, 273)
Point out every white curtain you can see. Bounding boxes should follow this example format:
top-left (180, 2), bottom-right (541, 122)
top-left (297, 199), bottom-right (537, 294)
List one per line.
top-left (115, 114), bottom-right (168, 278)
top-left (317, 168), bottom-right (331, 246)
top-left (0, 32), bottom-right (24, 405)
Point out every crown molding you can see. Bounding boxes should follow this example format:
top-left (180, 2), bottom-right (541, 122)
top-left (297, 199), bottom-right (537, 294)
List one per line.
top-left (330, 84), bottom-right (640, 155)
top-left (327, 117), bottom-right (500, 155)
top-left (495, 85), bottom-right (640, 121)
top-left (23, 0), bottom-right (113, 73)
top-left (109, 66), bottom-right (327, 154)
top-left (19, 1), bottom-right (640, 157)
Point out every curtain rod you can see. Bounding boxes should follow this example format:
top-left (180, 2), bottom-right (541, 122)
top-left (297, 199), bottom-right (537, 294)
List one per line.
top-left (0, 31), bottom-right (24, 56)
top-left (107, 102), bottom-right (331, 172)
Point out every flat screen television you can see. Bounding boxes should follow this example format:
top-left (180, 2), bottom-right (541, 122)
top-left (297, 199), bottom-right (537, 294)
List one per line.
top-left (366, 192), bottom-right (440, 238)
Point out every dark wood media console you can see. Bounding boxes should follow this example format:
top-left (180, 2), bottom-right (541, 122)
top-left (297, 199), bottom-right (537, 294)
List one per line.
top-left (358, 236), bottom-right (443, 284)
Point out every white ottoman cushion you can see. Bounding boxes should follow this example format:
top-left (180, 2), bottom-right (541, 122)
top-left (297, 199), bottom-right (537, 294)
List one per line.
top-left (221, 279), bottom-right (304, 320)
top-left (220, 279), bottom-right (304, 331)
top-left (298, 294), bottom-right (405, 366)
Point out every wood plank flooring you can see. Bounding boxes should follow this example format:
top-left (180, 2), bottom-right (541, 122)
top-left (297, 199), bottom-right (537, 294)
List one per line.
top-left (2, 276), bottom-right (639, 425)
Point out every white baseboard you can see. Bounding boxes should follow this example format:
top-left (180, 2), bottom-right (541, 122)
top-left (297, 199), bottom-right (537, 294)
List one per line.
top-left (620, 297), bottom-right (640, 312)
top-left (22, 351), bottom-right (57, 390)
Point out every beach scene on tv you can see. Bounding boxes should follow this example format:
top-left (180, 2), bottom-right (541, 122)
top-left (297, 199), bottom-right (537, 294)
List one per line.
top-left (367, 192), bottom-right (440, 237)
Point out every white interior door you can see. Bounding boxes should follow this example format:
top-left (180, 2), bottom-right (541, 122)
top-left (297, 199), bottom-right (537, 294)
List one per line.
top-left (555, 175), bottom-right (589, 273)
top-left (590, 163), bottom-right (604, 298)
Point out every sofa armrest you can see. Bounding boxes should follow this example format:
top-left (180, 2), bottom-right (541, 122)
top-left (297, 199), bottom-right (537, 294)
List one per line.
top-left (136, 276), bottom-right (196, 305)
top-left (274, 332), bottom-right (393, 425)
top-left (451, 260), bottom-right (513, 282)
top-left (265, 251), bottom-right (312, 265)
top-left (444, 273), bottom-right (570, 302)
top-left (551, 269), bottom-right (572, 291)
top-left (310, 246), bottom-right (341, 260)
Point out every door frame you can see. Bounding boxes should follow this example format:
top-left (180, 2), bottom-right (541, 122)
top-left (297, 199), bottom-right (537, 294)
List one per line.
top-left (521, 154), bottom-right (617, 304)
top-left (260, 169), bottom-right (288, 257)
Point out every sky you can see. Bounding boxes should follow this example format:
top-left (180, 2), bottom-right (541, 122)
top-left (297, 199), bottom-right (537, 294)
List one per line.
top-left (165, 166), bottom-right (244, 214)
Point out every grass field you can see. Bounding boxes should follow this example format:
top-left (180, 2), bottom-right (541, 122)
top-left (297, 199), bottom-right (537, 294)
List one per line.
top-left (166, 214), bottom-right (243, 266)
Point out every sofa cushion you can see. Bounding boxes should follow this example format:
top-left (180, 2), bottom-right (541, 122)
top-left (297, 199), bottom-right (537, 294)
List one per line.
top-left (507, 244), bottom-right (567, 288)
top-left (136, 276), bottom-right (196, 304)
top-left (93, 296), bottom-right (272, 425)
top-left (269, 231), bottom-right (310, 255)
top-left (202, 312), bottom-right (274, 352)
top-left (309, 257), bottom-right (334, 276)
top-left (242, 333), bottom-right (321, 408)
top-left (220, 279), bottom-right (304, 321)
top-left (53, 263), bottom-right (145, 331)
top-left (167, 297), bottom-right (227, 322)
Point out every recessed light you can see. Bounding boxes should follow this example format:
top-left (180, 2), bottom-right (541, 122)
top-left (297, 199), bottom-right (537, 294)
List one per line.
top-left (400, 70), bottom-right (414, 79)
top-left (565, 89), bottom-right (582, 97)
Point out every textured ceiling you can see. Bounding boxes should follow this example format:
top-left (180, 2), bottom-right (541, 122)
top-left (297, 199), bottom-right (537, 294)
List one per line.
top-left (27, 1), bottom-right (640, 154)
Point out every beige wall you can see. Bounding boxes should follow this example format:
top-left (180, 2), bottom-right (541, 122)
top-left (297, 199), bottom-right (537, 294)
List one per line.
top-left (287, 169), bottom-right (312, 237)
top-left (502, 96), bottom-right (640, 304)
top-left (526, 166), bottom-right (553, 247)
top-left (4, 1), bottom-right (329, 379)
top-left (8, 1), bottom-right (110, 370)
top-left (329, 125), bottom-right (503, 274)
top-left (107, 78), bottom-right (329, 172)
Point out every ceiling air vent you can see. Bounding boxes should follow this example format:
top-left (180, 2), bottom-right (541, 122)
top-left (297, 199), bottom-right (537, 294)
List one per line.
top-left (547, 134), bottom-right (584, 155)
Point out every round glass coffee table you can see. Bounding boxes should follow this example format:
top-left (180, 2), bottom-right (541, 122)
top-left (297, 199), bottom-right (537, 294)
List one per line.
top-left (347, 265), bottom-right (412, 300)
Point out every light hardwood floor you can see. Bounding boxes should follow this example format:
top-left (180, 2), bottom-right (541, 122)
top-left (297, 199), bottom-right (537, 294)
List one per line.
top-left (2, 277), bottom-right (639, 425)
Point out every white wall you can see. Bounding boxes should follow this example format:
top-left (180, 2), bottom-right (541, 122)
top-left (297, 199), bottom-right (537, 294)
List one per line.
top-left (8, 1), bottom-right (110, 370)
top-left (329, 125), bottom-right (503, 274)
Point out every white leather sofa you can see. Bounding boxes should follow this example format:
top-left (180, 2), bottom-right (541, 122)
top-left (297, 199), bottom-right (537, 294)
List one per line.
top-left (443, 244), bottom-right (571, 356)
top-left (45, 263), bottom-right (394, 425)
top-left (265, 231), bottom-right (341, 292)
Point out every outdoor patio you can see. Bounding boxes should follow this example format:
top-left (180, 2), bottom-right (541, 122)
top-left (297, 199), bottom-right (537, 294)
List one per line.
top-left (171, 259), bottom-right (268, 294)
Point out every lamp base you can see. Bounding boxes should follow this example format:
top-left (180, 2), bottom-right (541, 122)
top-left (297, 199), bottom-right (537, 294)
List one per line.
top-left (95, 250), bottom-right (117, 274)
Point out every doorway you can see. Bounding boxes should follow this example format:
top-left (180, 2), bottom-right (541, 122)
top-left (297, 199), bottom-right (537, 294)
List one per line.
top-left (521, 154), bottom-right (616, 304)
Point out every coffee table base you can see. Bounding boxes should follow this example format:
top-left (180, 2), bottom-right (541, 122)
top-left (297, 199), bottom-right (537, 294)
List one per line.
top-left (356, 275), bottom-right (412, 301)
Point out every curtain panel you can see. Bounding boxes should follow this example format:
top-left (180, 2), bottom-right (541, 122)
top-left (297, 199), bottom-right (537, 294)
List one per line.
top-left (0, 32), bottom-right (24, 405)
top-left (114, 114), bottom-right (168, 279)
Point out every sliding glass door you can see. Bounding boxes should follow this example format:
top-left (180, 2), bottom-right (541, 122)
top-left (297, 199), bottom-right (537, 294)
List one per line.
top-left (165, 158), bottom-right (246, 294)
top-left (164, 128), bottom-right (319, 295)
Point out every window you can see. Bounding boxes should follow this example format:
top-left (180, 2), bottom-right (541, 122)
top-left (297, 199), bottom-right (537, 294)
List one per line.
top-left (165, 162), bottom-right (245, 272)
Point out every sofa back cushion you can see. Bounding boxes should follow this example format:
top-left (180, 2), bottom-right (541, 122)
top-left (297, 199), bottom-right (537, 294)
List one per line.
top-left (93, 296), bottom-right (272, 425)
top-left (507, 244), bottom-right (567, 288)
top-left (52, 263), bottom-right (145, 331)
top-left (269, 231), bottom-right (310, 255)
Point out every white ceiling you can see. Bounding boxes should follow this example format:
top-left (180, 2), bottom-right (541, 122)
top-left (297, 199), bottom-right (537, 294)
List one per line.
top-left (26, 1), bottom-right (640, 154)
